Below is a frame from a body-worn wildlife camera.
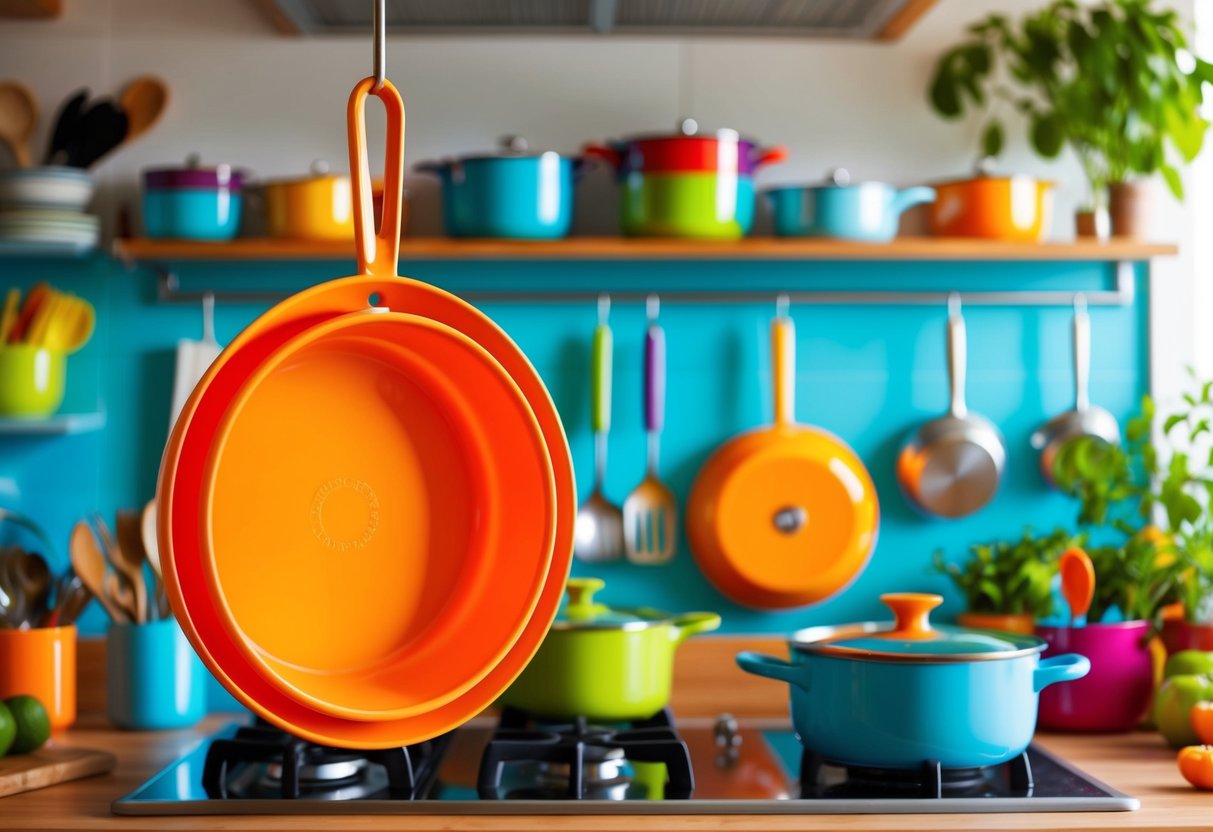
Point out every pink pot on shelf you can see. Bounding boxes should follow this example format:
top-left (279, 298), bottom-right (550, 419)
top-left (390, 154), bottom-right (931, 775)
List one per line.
top-left (1036, 622), bottom-right (1154, 733)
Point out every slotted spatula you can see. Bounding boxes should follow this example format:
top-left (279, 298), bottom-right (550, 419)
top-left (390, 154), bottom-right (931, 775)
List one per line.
top-left (624, 295), bottom-right (676, 564)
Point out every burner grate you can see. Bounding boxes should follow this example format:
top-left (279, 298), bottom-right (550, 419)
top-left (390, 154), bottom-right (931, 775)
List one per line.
top-left (478, 707), bottom-right (694, 800)
top-left (800, 747), bottom-right (1034, 799)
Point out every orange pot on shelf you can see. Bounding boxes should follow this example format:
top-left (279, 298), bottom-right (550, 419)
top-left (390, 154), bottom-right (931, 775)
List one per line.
top-left (928, 175), bottom-right (1054, 242)
top-left (956, 611), bottom-right (1035, 635)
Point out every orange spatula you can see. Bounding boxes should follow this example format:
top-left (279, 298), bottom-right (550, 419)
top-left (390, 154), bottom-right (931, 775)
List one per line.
top-left (1060, 546), bottom-right (1095, 627)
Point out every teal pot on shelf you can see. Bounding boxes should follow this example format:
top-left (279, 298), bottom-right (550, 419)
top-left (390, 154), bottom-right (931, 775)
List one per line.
top-left (766, 172), bottom-right (935, 241)
top-left (142, 159), bottom-right (244, 241)
top-left (107, 618), bottom-right (206, 730)
top-left (415, 137), bottom-right (585, 239)
top-left (737, 593), bottom-right (1090, 769)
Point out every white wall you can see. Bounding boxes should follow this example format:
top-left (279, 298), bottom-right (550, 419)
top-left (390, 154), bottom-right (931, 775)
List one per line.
top-left (0, 0), bottom-right (1198, 398)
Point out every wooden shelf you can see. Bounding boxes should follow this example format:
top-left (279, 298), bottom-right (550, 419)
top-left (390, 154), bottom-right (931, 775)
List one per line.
top-left (0, 412), bottom-right (106, 436)
top-left (114, 237), bottom-right (1178, 263)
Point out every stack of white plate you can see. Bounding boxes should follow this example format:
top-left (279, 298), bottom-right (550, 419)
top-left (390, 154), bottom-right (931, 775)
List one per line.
top-left (0, 167), bottom-right (98, 251)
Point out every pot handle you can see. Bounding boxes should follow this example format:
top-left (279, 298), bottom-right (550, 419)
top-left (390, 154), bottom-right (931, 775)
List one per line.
top-left (736, 652), bottom-right (807, 689)
top-left (348, 76), bottom-right (404, 278)
top-left (670, 612), bottom-right (722, 644)
top-left (890, 186), bottom-right (936, 215)
top-left (571, 156), bottom-right (596, 181)
top-left (1033, 653), bottom-right (1091, 692)
top-left (752, 145), bottom-right (788, 168)
top-left (413, 159), bottom-right (448, 177)
top-left (583, 143), bottom-right (622, 169)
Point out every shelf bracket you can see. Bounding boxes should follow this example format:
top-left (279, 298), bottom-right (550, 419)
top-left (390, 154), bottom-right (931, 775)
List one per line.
top-left (151, 260), bottom-right (1140, 308)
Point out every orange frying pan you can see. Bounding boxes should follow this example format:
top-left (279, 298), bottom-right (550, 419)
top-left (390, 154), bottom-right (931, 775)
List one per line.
top-left (202, 311), bottom-right (554, 721)
top-left (686, 313), bottom-right (879, 609)
top-left (158, 78), bottom-right (574, 747)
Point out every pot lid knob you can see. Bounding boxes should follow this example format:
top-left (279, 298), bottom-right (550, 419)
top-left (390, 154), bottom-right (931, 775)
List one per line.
top-left (310, 159), bottom-right (332, 176)
top-left (880, 593), bottom-right (942, 640)
top-left (975, 155), bottom-right (997, 177)
top-left (679, 117), bottom-right (699, 136)
top-left (828, 168), bottom-right (851, 187)
top-left (499, 135), bottom-right (529, 154)
top-left (564, 577), bottom-right (608, 620)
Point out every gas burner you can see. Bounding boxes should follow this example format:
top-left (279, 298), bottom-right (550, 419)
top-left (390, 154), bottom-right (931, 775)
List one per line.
top-left (799, 747), bottom-right (1034, 799)
top-left (478, 707), bottom-right (694, 800)
top-left (201, 723), bottom-right (449, 800)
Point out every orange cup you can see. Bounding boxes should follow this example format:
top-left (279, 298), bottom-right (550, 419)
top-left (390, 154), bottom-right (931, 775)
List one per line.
top-left (0, 625), bottom-right (77, 729)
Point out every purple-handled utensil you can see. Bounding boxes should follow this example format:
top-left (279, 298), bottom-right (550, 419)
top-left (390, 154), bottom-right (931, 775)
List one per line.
top-left (624, 295), bottom-right (677, 564)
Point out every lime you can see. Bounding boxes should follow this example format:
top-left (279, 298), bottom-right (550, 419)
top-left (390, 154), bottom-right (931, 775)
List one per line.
top-left (0, 701), bottom-right (13, 758)
top-left (4, 695), bottom-right (50, 754)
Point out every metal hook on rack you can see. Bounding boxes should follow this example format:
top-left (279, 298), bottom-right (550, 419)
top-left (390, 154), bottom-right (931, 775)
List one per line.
top-left (598, 293), bottom-right (611, 324)
top-left (371, 0), bottom-right (386, 91)
top-left (947, 290), bottom-right (962, 317)
top-left (1073, 291), bottom-right (1088, 315)
top-left (646, 293), bottom-right (660, 322)
top-left (775, 293), bottom-right (790, 318)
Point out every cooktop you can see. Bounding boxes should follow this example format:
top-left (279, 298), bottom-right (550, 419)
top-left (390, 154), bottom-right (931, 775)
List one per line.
top-left (113, 714), bottom-right (1139, 815)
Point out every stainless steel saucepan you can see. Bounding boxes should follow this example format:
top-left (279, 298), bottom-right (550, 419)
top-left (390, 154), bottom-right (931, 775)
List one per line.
top-left (1030, 294), bottom-right (1121, 488)
top-left (897, 295), bottom-right (1006, 518)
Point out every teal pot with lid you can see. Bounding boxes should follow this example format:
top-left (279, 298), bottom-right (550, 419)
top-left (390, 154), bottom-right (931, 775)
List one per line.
top-left (415, 136), bottom-right (585, 239)
top-left (499, 578), bottom-right (720, 721)
top-left (737, 593), bottom-right (1090, 769)
top-left (766, 170), bottom-right (935, 241)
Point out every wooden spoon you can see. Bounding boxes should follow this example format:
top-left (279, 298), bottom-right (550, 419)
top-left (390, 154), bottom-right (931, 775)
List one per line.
top-left (119, 76), bottom-right (168, 144)
top-left (0, 81), bottom-right (37, 167)
top-left (1060, 546), bottom-right (1096, 627)
top-left (92, 514), bottom-right (147, 624)
top-left (69, 521), bottom-right (128, 623)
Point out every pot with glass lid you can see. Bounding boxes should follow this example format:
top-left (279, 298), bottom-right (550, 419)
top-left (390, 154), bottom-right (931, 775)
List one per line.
top-left (499, 578), bottom-right (720, 721)
top-left (737, 593), bottom-right (1090, 769)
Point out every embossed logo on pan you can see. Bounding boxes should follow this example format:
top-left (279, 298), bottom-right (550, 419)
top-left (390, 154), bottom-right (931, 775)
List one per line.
top-left (310, 477), bottom-right (381, 552)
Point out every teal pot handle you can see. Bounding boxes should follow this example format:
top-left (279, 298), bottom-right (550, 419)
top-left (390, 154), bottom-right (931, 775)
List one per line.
top-left (736, 651), bottom-right (807, 689)
top-left (1033, 653), bottom-right (1091, 692)
top-left (891, 185), bottom-right (936, 215)
top-left (670, 612), bottom-right (722, 645)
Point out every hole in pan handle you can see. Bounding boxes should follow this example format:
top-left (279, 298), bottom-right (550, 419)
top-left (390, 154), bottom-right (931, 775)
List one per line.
top-left (347, 75), bottom-right (405, 279)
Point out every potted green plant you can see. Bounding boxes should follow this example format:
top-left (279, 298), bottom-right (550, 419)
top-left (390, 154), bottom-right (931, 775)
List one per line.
top-left (1039, 389), bottom-right (1206, 731)
top-left (933, 529), bottom-right (1075, 634)
top-left (928, 0), bottom-right (1212, 238)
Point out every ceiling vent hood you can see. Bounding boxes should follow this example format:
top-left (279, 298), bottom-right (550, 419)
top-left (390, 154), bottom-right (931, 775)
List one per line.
top-left (256, 0), bottom-right (936, 40)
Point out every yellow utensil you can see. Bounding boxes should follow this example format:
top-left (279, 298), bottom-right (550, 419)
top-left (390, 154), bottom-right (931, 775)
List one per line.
top-left (25, 290), bottom-right (58, 348)
top-left (47, 292), bottom-right (94, 353)
top-left (0, 288), bottom-right (19, 343)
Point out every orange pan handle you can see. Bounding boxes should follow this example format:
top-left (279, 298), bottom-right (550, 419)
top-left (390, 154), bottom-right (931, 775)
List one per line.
top-left (772, 313), bottom-right (794, 427)
top-left (348, 76), bottom-right (405, 278)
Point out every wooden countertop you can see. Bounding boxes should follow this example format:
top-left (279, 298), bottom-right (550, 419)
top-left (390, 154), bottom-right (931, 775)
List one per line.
top-left (3, 714), bottom-right (1208, 832)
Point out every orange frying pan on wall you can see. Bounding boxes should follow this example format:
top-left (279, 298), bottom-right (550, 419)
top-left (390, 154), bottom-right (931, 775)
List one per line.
top-left (686, 313), bottom-right (879, 609)
top-left (157, 77), bottom-right (574, 747)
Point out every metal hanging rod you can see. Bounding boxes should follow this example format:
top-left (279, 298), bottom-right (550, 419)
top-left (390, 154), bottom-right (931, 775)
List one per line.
top-left (152, 261), bottom-right (1137, 307)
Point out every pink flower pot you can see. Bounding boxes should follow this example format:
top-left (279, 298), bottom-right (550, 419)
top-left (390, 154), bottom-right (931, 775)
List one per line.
top-left (1036, 622), bottom-right (1154, 733)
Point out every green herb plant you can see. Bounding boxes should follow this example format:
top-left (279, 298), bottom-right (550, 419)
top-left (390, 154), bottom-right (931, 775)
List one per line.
top-left (933, 528), bottom-right (1078, 617)
top-left (1057, 373), bottom-right (1213, 622)
top-left (928, 0), bottom-right (1212, 206)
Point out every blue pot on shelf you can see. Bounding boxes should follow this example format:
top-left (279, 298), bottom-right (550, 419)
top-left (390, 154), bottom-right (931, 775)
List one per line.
top-left (415, 136), bottom-right (585, 239)
top-left (767, 170), bottom-right (935, 242)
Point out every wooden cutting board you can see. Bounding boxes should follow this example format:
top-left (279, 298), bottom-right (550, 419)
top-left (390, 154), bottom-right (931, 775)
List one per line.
top-left (0, 746), bottom-right (116, 798)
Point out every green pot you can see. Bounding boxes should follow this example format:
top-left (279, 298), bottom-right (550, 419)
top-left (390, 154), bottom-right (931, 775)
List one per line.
top-left (0, 346), bottom-right (65, 417)
top-left (500, 578), bottom-right (721, 721)
top-left (620, 172), bottom-right (756, 239)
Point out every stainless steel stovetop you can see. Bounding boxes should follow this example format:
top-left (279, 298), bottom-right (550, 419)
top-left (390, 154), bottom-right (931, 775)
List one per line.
top-left (113, 716), bottom-right (1138, 815)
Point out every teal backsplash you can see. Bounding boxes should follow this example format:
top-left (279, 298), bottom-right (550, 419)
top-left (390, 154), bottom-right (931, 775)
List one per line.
top-left (0, 253), bottom-right (1148, 709)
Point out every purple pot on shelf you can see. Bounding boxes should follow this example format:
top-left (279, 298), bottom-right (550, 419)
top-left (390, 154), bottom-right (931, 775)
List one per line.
top-left (1035, 622), bottom-right (1154, 732)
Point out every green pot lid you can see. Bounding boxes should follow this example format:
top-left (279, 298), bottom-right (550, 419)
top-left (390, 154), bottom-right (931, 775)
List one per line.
top-left (552, 578), bottom-right (672, 631)
top-left (795, 593), bottom-right (1046, 663)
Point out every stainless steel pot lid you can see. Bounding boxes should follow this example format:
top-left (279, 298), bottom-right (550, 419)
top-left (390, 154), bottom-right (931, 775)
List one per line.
top-left (552, 577), bottom-right (673, 632)
top-left (792, 593), bottom-right (1046, 663)
top-left (449, 135), bottom-right (572, 162)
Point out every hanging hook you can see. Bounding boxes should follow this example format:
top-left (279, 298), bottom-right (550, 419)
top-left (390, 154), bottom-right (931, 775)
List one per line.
top-left (646, 293), bottom-right (660, 323)
top-left (372, 0), bottom-right (386, 91)
top-left (598, 293), bottom-right (611, 325)
top-left (947, 291), bottom-right (962, 318)
top-left (201, 291), bottom-right (216, 343)
top-left (1073, 292), bottom-right (1088, 315)
top-left (775, 293), bottom-right (790, 319)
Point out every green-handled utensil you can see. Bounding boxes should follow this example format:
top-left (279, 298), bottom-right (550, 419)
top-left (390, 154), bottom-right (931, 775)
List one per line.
top-left (574, 295), bottom-right (624, 562)
top-left (624, 295), bottom-right (677, 564)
